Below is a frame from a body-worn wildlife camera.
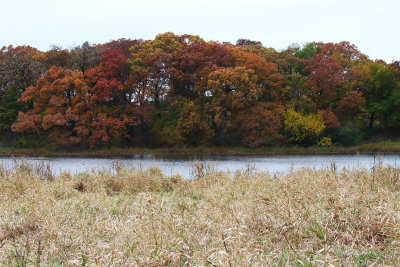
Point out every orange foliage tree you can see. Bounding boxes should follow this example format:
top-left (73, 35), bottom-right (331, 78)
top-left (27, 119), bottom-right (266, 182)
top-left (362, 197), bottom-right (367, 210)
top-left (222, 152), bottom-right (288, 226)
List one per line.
top-left (12, 66), bottom-right (89, 145)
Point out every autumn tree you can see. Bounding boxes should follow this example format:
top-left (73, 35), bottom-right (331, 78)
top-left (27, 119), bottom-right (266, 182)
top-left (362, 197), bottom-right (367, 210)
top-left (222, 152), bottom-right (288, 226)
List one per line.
top-left (169, 38), bottom-right (233, 99)
top-left (130, 33), bottom-right (181, 108)
top-left (0, 46), bottom-right (47, 135)
top-left (320, 109), bottom-right (340, 129)
top-left (0, 45), bottom-right (46, 96)
top-left (208, 67), bottom-right (260, 129)
top-left (303, 54), bottom-right (345, 109)
top-left (284, 109), bottom-right (325, 146)
top-left (300, 42), bottom-right (369, 111)
top-left (314, 41), bottom-right (368, 68)
top-left (392, 61), bottom-right (400, 71)
top-left (85, 49), bottom-right (132, 147)
top-left (11, 66), bottom-right (89, 146)
top-left (244, 44), bottom-right (312, 112)
top-left (177, 101), bottom-right (213, 146)
top-left (101, 38), bottom-right (143, 58)
top-left (337, 91), bottom-right (366, 121)
top-left (235, 102), bottom-right (285, 146)
top-left (230, 46), bottom-right (283, 101)
top-left (2, 34), bottom-right (400, 148)
top-left (70, 41), bottom-right (103, 73)
top-left (206, 67), bottom-right (263, 144)
top-left (44, 45), bottom-right (72, 69)
top-left (151, 99), bottom-right (186, 146)
top-left (349, 61), bottom-right (400, 128)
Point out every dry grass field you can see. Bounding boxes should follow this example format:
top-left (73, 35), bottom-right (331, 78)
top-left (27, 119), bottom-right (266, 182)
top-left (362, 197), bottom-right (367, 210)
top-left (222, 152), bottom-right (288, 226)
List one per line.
top-left (0, 159), bottom-right (400, 266)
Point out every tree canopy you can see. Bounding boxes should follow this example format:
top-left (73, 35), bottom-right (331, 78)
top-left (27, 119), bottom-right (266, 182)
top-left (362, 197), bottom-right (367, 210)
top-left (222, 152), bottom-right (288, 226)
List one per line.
top-left (0, 34), bottom-right (399, 148)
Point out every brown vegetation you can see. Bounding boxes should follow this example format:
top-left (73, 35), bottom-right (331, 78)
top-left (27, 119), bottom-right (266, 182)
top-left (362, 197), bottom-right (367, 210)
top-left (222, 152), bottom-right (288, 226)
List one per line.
top-left (0, 160), bottom-right (400, 265)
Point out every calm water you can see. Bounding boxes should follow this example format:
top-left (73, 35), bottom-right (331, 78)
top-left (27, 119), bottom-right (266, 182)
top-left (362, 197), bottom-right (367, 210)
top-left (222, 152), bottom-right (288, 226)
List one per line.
top-left (1, 153), bottom-right (400, 178)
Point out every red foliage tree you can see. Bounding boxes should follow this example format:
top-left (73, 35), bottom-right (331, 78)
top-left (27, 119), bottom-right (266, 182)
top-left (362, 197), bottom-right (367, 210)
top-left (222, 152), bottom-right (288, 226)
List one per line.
top-left (85, 49), bottom-right (132, 147)
top-left (320, 109), bottom-right (340, 129)
top-left (338, 91), bottom-right (366, 119)
top-left (235, 102), bottom-right (285, 146)
top-left (169, 38), bottom-right (233, 98)
top-left (304, 54), bottom-right (345, 109)
top-left (315, 41), bottom-right (368, 68)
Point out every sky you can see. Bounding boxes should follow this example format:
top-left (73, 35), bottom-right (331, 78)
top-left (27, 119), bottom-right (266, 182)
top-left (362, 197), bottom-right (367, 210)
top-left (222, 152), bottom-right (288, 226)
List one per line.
top-left (0, 0), bottom-right (398, 62)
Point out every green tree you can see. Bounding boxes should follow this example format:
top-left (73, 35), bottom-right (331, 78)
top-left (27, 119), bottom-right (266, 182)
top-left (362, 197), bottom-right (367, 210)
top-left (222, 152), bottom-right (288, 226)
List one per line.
top-left (0, 86), bottom-right (27, 133)
top-left (350, 61), bottom-right (400, 128)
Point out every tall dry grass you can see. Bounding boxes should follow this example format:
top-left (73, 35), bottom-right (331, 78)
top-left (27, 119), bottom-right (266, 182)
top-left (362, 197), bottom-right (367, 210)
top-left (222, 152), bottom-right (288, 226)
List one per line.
top-left (0, 160), bottom-right (399, 266)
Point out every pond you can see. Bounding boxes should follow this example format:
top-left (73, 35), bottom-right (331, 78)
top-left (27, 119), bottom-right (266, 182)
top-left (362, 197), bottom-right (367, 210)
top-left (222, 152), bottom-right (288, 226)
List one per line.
top-left (1, 153), bottom-right (399, 178)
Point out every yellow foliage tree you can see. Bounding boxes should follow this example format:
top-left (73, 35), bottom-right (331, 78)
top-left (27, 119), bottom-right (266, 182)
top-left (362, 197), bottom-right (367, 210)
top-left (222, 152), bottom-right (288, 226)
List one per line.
top-left (284, 109), bottom-right (325, 145)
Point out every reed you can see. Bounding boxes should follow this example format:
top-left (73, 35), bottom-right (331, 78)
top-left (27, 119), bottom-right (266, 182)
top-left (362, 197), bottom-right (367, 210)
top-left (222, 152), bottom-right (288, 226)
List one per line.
top-left (0, 160), bottom-right (399, 265)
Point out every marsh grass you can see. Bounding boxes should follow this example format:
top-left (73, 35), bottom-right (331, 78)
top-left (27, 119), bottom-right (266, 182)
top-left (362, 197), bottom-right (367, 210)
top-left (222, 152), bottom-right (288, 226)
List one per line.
top-left (190, 160), bottom-right (218, 179)
top-left (0, 160), bottom-right (400, 265)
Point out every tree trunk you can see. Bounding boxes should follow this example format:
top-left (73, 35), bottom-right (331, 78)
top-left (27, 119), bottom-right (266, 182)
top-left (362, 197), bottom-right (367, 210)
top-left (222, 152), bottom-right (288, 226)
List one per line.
top-left (369, 112), bottom-right (375, 129)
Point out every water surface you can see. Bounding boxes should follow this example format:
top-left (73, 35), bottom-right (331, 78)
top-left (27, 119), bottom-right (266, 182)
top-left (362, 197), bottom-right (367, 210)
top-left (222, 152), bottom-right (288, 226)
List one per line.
top-left (1, 153), bottom-right (399, 178)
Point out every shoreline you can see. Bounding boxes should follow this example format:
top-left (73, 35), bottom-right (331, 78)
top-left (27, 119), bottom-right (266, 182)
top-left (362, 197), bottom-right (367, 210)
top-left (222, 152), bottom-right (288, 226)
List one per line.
top-left (1, 142), bottom-right (400, 158)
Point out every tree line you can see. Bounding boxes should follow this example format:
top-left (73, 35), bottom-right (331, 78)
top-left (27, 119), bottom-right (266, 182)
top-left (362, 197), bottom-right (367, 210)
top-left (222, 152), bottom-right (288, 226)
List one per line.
top-left (1, 33), bottom-right (399, 149)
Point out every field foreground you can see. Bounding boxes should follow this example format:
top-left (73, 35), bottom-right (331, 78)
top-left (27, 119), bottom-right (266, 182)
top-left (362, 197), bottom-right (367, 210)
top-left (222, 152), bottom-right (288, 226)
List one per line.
top-left (0, 161), bottom-right (400, 266)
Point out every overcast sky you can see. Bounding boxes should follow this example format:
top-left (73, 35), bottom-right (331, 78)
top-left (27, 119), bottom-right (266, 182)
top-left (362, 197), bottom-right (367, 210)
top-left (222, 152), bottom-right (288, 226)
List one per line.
top-left (1, 0), bottom-right (398, 62)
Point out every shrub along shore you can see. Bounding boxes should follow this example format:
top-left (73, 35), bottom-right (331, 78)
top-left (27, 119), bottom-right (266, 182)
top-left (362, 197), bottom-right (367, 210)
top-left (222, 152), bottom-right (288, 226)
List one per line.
top-left (0, 160), bottom-right (399, 265)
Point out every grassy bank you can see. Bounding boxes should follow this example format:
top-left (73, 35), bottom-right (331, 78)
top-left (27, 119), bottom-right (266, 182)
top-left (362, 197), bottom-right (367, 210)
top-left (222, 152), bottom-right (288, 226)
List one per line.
top-left (1, 161), bottom-right (400, 265)
top-left (1, 141), bottom-right (400, 157)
